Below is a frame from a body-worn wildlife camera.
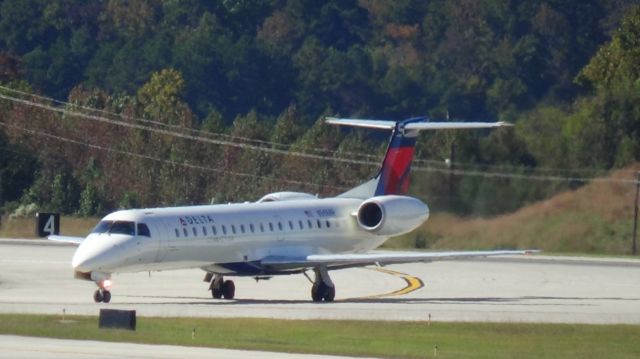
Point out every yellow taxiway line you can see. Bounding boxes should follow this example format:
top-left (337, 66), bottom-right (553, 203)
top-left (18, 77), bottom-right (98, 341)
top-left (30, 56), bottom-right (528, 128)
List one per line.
top-left (346, 267), bottom-right (424, 300)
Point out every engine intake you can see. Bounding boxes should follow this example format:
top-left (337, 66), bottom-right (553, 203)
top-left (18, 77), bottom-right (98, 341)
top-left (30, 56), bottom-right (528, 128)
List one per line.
top-left (356, 195), bottom-right (429, 236)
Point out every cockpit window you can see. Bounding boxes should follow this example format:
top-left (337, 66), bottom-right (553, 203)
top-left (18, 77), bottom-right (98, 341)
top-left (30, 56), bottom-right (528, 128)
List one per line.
top-left (91, 220), bottom-right (135, 236)
top-left (91, 221), bottom-right (113, 234)
top-left (110, 221), bottom-right (135, 235)
top-left (137, 223), bottom-right (151, 237)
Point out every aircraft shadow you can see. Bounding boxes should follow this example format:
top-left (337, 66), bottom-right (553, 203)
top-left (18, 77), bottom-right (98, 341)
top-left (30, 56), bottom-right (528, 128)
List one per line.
top-left (116, 294), bottom-right (640, 307)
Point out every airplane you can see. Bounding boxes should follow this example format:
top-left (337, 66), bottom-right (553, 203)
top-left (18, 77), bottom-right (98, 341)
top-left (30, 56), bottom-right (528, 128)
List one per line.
top-left (48, 117), bottom-right (533, 303)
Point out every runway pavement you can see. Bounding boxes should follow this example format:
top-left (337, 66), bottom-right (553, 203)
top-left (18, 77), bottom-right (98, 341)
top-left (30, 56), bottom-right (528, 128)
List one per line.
top-left (0, 335), bottom-right (363, 359)
top-left (1, 238), bottom-right (640, 324)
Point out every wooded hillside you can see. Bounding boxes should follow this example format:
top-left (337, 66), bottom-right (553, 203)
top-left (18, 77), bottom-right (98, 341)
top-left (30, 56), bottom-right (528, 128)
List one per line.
top-left (1, 0), bottom-right (639, 218)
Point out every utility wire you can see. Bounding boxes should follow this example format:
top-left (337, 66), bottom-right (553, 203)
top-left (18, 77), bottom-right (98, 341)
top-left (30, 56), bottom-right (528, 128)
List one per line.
top-left (0, 90), bottom-right (637, 185)
top-left (0, 120), bottom-right (353, 191)
top-left (0, 84), bottom-right (382, 161)
top-left (0, 92), bottom-right (381, 167)
top-left (5, 85), bottom-right (626, 177)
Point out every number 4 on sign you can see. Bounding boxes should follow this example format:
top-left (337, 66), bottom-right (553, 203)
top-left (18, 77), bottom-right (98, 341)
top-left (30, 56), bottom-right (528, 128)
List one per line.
top-left (43, 215), bottom-right (56, 235)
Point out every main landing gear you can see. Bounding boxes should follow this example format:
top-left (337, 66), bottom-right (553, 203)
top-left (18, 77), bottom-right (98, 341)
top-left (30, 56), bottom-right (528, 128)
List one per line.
top-left (207, 273), bottom-right (235, 299)
top-left (311, 266), bottom-right (335, 302)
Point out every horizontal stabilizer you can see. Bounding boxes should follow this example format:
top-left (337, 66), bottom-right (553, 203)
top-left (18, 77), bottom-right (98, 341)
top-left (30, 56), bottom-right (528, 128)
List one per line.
top-left (326, 117), bottom-right (512, 131)
top-left (405, 121), bottom-right (513, 130)
top-left (325, 117), bottom-right (396, 129)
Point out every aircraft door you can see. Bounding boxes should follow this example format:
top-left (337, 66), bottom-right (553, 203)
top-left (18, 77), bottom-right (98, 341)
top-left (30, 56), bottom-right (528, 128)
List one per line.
top-left (273, 214), bottom-right (285, 242)
top-left (150, 219), bottom-right (168, 263)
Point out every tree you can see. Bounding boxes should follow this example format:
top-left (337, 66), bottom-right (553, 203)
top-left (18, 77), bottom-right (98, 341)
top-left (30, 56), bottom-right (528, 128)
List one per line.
top-left (137, 68), bottom-right (193, 126)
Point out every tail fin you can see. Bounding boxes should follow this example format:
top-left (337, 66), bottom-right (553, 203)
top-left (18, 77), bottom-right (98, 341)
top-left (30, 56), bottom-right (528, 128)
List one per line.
top-left (326, 117), bottom-right (511, 199)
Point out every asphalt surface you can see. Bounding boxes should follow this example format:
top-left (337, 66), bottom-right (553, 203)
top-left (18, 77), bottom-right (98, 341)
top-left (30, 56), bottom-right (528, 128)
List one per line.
top-left (1, 238), bottom-right (640, 324)
top-left (0, 335), bottom-right (363, 359)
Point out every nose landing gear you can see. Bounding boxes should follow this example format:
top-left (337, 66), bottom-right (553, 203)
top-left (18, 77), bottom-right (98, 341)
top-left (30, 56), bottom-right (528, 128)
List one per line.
top-left (93, 288), bottom-right (111, 303)
top-left (91, 275), bottom-right (112, 303)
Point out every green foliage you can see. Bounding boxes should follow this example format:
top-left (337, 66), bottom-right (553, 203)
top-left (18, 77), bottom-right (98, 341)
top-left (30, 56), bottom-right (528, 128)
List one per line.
top-left (21, 165), bottom-right (80, 215)
top-left (137, 68), bottom-right (192, 126)
top-left (1, 0), bottom-right (640, 221)
top-left (0, 129), bottom-right (37, 209)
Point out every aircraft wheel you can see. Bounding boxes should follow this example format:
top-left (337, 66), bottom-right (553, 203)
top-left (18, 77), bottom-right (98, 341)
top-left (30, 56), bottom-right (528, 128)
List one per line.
top-left (312, 282), bottom-right (335, 302)
top-left (93, 289), bottom-right (104, 303)
top-left (212, 287), bottom-right (223, 299)
top-left (211, 275), bottom-right (224, 299)
top-left (102, 290), bottom-right (111, 303)
top-left (311, 282), bottom-right (322, 302)
top-left (222, 280), bottom-right (235, 299)
top-left (324, 286), bottom-right (335, 302)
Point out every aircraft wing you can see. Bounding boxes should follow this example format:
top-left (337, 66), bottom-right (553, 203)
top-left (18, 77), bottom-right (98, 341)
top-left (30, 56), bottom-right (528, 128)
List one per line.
top-left (47, 235), bottom-right (84, 245)
top-left (261, 250), bottom-right (537, 271)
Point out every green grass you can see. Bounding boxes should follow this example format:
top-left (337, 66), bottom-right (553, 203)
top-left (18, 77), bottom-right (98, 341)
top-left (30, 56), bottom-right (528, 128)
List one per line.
top-left (1, 314), bottom-right (639, 358)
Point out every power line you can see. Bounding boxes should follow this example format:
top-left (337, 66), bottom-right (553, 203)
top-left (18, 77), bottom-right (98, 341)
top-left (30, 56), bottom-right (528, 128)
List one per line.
top-left (0, 92), bottom-right (383, 168)
top-left (0, 84), bottom-right (383, 161)
top-left (0, 90), bottom-right (637, 185)
top-left (6, 85), bottom-right (625, 177)
top-left (0, 120), bottom-right (353, 192)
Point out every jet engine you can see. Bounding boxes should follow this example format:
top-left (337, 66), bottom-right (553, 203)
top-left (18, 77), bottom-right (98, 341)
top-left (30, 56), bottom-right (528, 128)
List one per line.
top-left (356, 195), bottom-right (429, 236)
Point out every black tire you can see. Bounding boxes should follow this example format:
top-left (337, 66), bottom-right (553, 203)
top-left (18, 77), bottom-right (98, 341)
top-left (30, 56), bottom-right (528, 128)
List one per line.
top-left (211, 287), bottom-right (223, 299)
top-left (211, 276), bottom-right (223, 299)
top-left (93, 290), bottom-right (103, 303)
top-left (102, 290), bottom-right (111, 303)
top-left (312, 282), bottom-right (330, 302)
top-left (324, 286), bottom-right (335, 302)
top-left (222, 280), bottom-right (235, 299)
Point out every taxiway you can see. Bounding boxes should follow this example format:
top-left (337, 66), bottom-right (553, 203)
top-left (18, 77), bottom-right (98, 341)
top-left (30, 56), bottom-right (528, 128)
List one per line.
top-left (1, 238), bottom-right (639, 324)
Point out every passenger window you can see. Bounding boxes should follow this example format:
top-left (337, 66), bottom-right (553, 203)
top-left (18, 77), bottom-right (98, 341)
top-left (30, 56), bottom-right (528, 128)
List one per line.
top-left (203, 226), bottom-right (207, 236)
top-left (174, 228), bottom-right (180, 238)
top-left (183, 228), bottom-right (188, 237)
top-left (269, 223), bottom-right (274, 232)
top-left (240, 224), bottom-right (245, 234)
top-left (137, 223), bottom-right (151, 237)
top-left (222, 225), bottom-right (227, 235)
top-left (298, 220), bottom-right (303, 230)
top-left (192, 227), bottom-right (197, 236)
top-left (317, 219), bottom-right (322, 228)
top-left (307, 220), bottom-right (313, 229)
top-left (326, 220), bottom-right (330, 228)
top-left (212, 225), bottom-right (217, 235)
top-left (278, 222), bottom-right (283, 231)
top-left (250, 223), bottom-right (254, 233)
top-left (231, 225), bottom-right (236, 234)
top-left (289, 221), bottom-right (293, 230)
top-left (260, 223), bottom-right (264, 232)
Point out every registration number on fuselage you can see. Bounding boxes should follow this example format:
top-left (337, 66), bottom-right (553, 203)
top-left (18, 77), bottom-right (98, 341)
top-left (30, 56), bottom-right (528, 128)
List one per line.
top-left (315, 208), bottom-right (336, 217)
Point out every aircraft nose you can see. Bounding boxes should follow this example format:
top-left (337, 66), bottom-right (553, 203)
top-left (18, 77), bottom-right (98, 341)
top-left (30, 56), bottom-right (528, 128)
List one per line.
top-left (72, 240), bottom-right (121, 272)
top-left (72, 250), bottom-right (99, 273)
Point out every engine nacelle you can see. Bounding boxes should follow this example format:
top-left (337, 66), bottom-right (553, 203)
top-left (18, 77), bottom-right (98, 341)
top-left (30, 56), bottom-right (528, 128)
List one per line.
top-left (356, 195), bottom-right (429, 236)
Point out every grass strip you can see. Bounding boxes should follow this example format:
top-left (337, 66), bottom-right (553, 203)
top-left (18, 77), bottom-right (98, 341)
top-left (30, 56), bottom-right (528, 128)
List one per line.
top-left (0, 314), bottom-right (639, 358)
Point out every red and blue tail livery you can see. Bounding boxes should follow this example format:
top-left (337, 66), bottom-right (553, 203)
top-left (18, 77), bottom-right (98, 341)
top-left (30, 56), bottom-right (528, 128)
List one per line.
top-left (326, 117), bottom-right (512, 199)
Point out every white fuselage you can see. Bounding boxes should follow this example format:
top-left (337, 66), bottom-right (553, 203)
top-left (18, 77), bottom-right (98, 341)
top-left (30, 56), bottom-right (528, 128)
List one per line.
top-left (72, 196), bottom-right (428, 276)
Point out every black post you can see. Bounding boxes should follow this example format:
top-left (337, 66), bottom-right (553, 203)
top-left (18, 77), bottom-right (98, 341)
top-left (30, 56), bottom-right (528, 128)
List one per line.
top-left (632, 171), bottom-right (639, 256)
